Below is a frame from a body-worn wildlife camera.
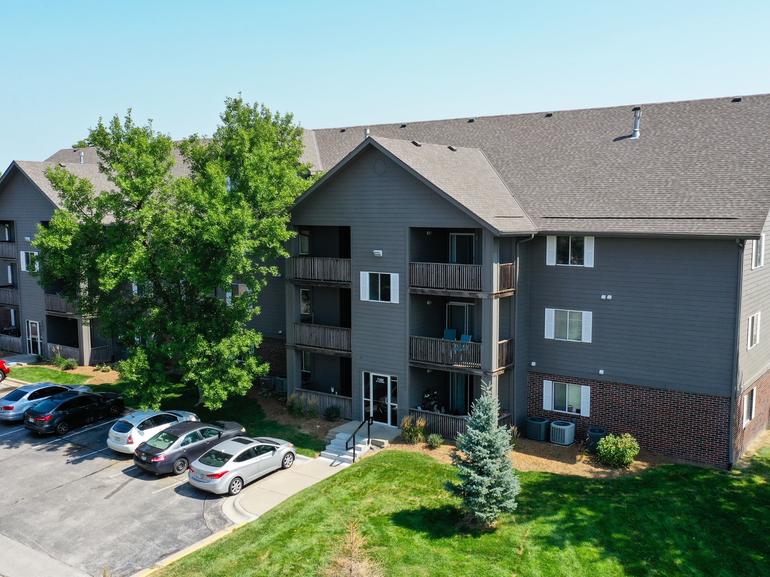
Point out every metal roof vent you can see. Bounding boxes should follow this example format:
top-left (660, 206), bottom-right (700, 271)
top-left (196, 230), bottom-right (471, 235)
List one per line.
top-left (364, 128), bottom-right (370, 138)
top-left (544, 113), bottom-right (553, 118)
top-left (79, 151), bottom-right (84, 164)
top-left (467, 118), bottom-right (475, 123)
top-left (400, 124), bottom-right (407, 128)
top-left (731, 97), bottom-right (742, 103)
top-left (630, 107), bottom-right (642, 140)
top-left (448, 145), bottom-right (457, 152)
top-left (340, 128), bottom-right (346, 133)
top-left (411, 140), bottom-right (422, 147)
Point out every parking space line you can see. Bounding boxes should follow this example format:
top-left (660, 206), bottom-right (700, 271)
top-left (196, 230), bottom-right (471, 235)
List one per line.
top-left (37, 419), bottom-right (118, 447)
top-left (151, 479), bottom-right (188, 494)
top-left (66, 447), bottom-right (109, 463)
top-left (0, 427), bottom-right (25, 438)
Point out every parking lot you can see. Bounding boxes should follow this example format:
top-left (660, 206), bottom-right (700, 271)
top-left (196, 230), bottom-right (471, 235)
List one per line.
top-left (0, 413), bottom-right (233, 577)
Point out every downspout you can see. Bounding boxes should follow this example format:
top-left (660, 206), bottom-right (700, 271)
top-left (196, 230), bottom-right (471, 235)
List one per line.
top-left (727, 238), bottom-right (745, 468)
top-left (512, 234), bottom-right (536, 427)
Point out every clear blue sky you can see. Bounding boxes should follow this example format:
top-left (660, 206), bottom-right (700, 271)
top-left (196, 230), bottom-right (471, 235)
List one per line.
top-left (2, 0), bottom-right (769, 169)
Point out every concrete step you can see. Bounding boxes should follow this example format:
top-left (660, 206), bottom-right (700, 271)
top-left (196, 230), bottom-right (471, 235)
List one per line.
top-left (320, 450), bottom-right (358, 464)
top-left (327, 438), bottom-right (368, 451)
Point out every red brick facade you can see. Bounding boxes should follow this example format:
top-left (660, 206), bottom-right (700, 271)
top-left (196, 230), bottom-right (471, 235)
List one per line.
top-left (259, 337), bottom-right (287, 376)
top-left (733, 369), bottom-right (770, 460)
top-left (527, 372), bottom-right (731, 467)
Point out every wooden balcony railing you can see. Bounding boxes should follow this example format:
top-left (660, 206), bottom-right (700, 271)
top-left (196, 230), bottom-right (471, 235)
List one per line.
top-left (287, 257), bottom-right (351, 284)
top-left (295, 388), bottom-right (352, 420)
top-left (498, 338), bottom-right (514, 368)
top-left (410, 262), bottom-right (483, 292)
top-left (45, 293), bottom-right (77, 314)
top-left (498, 263), bottom-right (515, 291)
top-left (89, 345), bottom-right (113, 365)
top-left (47, 343), bottom-right (79, 361)
top-left (294, 322), bottom-right (351, 352)
top-left (409, 335), bottom-right (481, 369)
top-left (409, 408), bottom-right (512, 439)
top-left (0, 287), bottom-right (18, 307)
top-left (0, 334), bottom-right (22, 353)
top-left (0, 242), bottom-right (16, 259)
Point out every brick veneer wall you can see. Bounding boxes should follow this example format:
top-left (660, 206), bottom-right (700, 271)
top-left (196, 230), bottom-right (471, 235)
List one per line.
top-left (259, 336), bottom-right (287, 376)
top-left (733, 369), bottom-right (770, 460)
top-left (527, 372), bottom-right (731, 467)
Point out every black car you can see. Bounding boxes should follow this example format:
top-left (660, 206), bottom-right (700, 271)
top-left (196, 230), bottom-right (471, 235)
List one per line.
top-left (24, 391), bottom-right (124, 435)
top-left (133, 420), bottom-right (246, 475)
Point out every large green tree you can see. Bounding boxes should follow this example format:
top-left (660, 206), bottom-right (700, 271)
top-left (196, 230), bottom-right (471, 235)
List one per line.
top-left (34, 98), bottom-right (312, 408)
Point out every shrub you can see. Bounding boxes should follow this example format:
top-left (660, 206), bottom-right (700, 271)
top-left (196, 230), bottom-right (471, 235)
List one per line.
top-left (596, 433), bottom-right (640, 468)
top-left (53, 355), bottom-right (78, 371)
top-left (286, 394), bottom-right (319, 418)
top-left (426, 433), bottom-right (443, 449)
top-left (400, 415), bottom-right (427, 444)
top-left (323, 405), bottom-right (341, 422)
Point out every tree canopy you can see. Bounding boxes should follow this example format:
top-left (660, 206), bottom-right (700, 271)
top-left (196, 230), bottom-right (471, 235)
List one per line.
top-left (34, 98), bottom-right (313, 408)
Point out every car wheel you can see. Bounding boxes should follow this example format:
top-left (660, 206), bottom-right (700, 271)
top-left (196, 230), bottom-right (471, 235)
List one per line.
top-left (228, 477), bottom-right (244, 496)
top-left (282, 452), bottom-right (295, 469)
top-left (172, 458), bottom-right (188, 475)
top-left (55, 421), bottom-right (70, 435)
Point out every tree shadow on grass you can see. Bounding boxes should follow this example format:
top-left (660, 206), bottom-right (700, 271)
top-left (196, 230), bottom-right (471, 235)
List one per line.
top-left (390, 504), bottom-right (490, 539)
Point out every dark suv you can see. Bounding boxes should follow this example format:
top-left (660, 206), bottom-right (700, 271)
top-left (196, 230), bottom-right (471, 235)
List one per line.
top-left (24, 391), bottom-right (124, 435)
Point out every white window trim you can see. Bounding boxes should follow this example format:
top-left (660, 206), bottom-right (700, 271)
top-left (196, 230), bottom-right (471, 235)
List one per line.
top-left (298, 231), bottom-right (310, 256)
top-left (20, 251), bottom-right (39, 273)
top-left (543, 379), bottom-right (591, 417)
top-left (359, 271), bottom-right (399, 304)
top-left (743, 388), bottom-right (756, 428)
top-left (752, 235), bottom-right (765, 269)
top-left (546, 235), bottom-right (594, 268)
top-left (748, 312), bottom-right (761, 350)
top-left (544, 307), bottom-right (592, 343)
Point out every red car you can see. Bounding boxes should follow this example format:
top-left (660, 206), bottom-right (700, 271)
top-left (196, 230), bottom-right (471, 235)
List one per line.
top-left (0, 360), bottom-right (10, 383)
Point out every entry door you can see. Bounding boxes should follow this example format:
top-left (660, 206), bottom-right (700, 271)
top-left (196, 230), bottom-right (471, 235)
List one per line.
top-left (450, 233), bottom-right (475, 264)
top-left (26, 320), bottom-right (41, 355)
top-left (362, 372), bottom-right (397, 425)
top-left (446, 303), bottom-right (473, 337)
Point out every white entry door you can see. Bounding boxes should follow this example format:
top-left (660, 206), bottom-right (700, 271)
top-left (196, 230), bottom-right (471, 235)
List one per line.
top-left (362, 372), bottom-right (398, 426)
top-left (26, 320), bottom-right (41, 355)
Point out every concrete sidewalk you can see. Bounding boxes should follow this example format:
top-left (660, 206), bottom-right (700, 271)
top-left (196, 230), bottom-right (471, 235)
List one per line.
top-left (0, 533), bottom-right (89, 577)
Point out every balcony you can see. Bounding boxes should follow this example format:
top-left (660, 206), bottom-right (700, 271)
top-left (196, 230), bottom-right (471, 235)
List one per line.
top-left (287, 257), bottom-right (351, 285)
top-left (294, 322), bottom-right (351, 354)
top-left (409, 335), bottom-right (481, 371)
top-left (0, 288), bottom-right (18, 307)
top-left (409, 408), bottom-right (512, 440)
top-left (0, 334), bottom-right (22, 353)
top-left (409, 262), bottom-right (515, 294)
top-left (45, 293), bottom-right (77, 314)
top-left (0, 242), bottom-right (16, 259)
top-left (498, 338), bottom-right (514, 368)
top-left (47, 342), bottom-right (79, 361)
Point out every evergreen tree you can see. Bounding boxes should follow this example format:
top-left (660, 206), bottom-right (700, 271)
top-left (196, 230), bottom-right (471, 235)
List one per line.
top-left (447, 383), bottom-right (520, 527)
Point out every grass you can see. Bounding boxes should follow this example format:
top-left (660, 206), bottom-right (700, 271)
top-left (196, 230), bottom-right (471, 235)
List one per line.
top-left (9, 366), bottom-right (90, 386)
top-left (156, 447), bottom-right (770, 577)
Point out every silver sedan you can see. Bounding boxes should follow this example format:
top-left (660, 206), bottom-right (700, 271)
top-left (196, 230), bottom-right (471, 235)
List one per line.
top-left (188, 436), bottom-right (296, 495)
top-left (0, 383), bottom-right (92, 422)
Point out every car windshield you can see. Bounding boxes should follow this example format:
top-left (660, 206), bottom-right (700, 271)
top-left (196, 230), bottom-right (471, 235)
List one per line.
top-left (199, 449), bottom-right (232, 468)
top-left (33, 399), bottom-right (58, 413)
top-left (147, 432), bottom-right (178, 450)
top-left (112, 420), bottom-right (134, 433)
top-left (3, 389), bottom-right (27, 402)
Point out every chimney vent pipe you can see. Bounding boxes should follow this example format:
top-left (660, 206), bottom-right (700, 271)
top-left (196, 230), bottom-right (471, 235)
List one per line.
top-left (630, 107), bottom-right (642, 140)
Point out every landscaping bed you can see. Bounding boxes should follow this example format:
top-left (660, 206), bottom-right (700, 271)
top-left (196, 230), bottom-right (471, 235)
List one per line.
top-left (155, 447), bottom-right (770, 577)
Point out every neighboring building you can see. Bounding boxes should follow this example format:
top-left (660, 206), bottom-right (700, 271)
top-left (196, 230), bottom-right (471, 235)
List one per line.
top-left (3, 94), bottom-right (769, 467)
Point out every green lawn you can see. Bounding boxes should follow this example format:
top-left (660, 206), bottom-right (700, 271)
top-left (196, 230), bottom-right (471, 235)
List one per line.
top-left (9, 366), bottom-right (90, 386)
top-left (156, 448), bottom-right (770, 577)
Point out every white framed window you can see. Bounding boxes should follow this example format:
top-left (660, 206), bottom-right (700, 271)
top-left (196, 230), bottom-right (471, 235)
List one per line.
top-left (20, 251), bottom-right (38, 273)
top-left (748, 312), bottom-right (761, 350)
top-left (360, 272), bottom-right (399, 303)
top-left (743, 388), bottom-right (756, 428)
top-left (544, 308), bottom-right (592, 343)
top-left (298, 231), bottom-right (310, 255)
top-left (546, 235), bottom-right (594, 267)
top-left (542, 380), bottom-right (590, 417)
top-left (753, 235), bottom-right (765, 269)
top-left (299, 288), bottom-right (312, 317)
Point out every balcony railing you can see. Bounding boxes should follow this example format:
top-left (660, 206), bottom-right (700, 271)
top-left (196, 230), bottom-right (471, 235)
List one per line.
top-left (294, 322), bottom-right (351, 352)
top-left (498, 338), bottom-right (514, 368)
top-left (45, 293), bottom-right (77, 314)
top-left (47, 343), bottom-right (79, 361)
top-left (287, 257), bottom-right (351, 284)
top-left (410, 262), bottom-right (482, 292)
top-left (295, 388), bottom-right (352, 420)
top-left (0, 288), bottom-right (18, 307)
top-left (409, 408), bottom-right (512, 439)
top-left (90, 345), bottom-right (113, 365)
top-left (0, 334), bottom-right (22, 353)
top-left (409, 335), bottom-right (481, 369)
top-left (0, 242), bottom-right (16, 259)
top-left (499, 263), bottom-right (515, 291)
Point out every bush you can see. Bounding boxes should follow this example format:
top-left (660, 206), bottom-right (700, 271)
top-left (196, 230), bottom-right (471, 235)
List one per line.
top-left (426, 433), bottom-right (443, 449)
top-left (596, 433), bottom-right (640, 468)
top-left (53, 355), bottom-right (78, 371)
top-left (400, 415), bottom-right (426, 444)
top-left (323, 405), bottom-right (341, 422)
top-left (286, 394), bottom-right (319, 418)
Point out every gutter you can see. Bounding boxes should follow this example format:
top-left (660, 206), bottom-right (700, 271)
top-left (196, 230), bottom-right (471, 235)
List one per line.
top-left (727, 238), bottom-right (745, 468)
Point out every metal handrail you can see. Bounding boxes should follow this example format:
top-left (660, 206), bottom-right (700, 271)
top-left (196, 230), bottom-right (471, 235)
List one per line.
top-left (345, 416), bottom-right (373, 462)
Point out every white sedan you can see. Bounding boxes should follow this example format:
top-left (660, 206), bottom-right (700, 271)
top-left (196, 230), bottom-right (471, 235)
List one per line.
top-left (107, 410), bottom-right (199, 454)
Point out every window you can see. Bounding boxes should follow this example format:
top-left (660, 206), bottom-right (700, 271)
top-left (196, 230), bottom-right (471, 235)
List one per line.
top-left (543, 380), bottom-right (590, 416)
top-left (545, 308), bottom-right (592, 343)
top-left (299, 288), bottom-right (312, 317)
top-left (200, 427), bottom-right (221, 439)
top-left (255, 444), bottom-right (276, 456)
top-left (3, 263), bottom-right (15, 287)
top-left (234, 448), bottom-right (257, 462)
top-left (20, 251), bottom-right (38, 273)
top-left (753, 235), bottom-right (765, 269)
top-left (748, 312), bottom-right (761, 350)
top-left (743, 389), bottom-right (756, 427)
top-left (301, 350), bottom-right (311, 384)
top-left (546, 236), bottom-right (594, 267)
top-left (298, 231), bottom-right (310, 255)
top-left (0, 222), bottom-right (13, 242)
top-left (181, 431), bottom-right (203, 446)
top-left (360, 272), bottom-right (399, 303)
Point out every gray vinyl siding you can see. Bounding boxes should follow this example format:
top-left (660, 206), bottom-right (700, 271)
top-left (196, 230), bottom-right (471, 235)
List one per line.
top-left (0, 169), bottom-right (58, 353)
top-left (737, 215), bottom-right (770, 390)
top-left (248, 261), bottom-right (286, 339)
top-left (292, 145), bottom-right (479, 421)
top-left (527, 236), bottom-right (739, 397)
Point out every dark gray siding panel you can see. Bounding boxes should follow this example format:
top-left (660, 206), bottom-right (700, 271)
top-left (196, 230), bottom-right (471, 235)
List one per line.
top-left (249, 262), bottom-right (286, 338)
top-left (527, 236), bottom-right (738, 397)
top-left (292, 146), bottom-right (479, 420)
